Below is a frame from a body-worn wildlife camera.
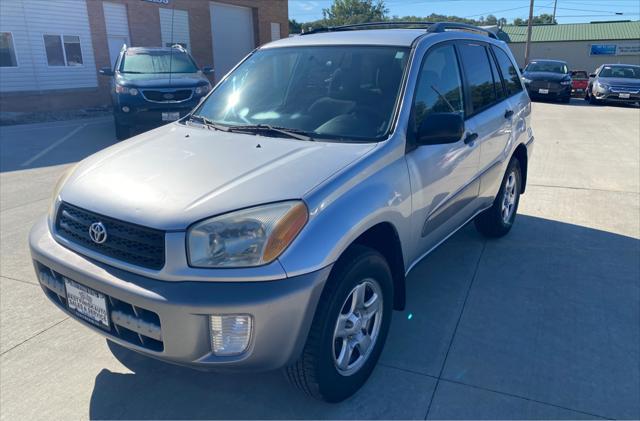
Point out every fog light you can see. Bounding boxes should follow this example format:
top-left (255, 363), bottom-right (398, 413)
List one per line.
top-left (122, 106), bottom-right (130, 113)
top-left (209, 314), bottom-right (252, 356)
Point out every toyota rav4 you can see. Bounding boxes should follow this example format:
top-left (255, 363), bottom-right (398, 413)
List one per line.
top-left (30, 22), bottom-right (534, 402)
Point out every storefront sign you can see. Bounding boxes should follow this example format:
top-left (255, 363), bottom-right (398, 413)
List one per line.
top-left (590, 43), bottom-right (640, 56)
top-left (590, 44), bottom-right (616, 55)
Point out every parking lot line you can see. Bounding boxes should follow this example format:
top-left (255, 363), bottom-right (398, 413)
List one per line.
top-left (20, 124), bottom-right (87, 168)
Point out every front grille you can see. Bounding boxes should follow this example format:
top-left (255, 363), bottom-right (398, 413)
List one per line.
top-left (142, 89), bottom-right (192, 102)
top-left (37, 263), bottom-right (164, 352)
top-left (530, 80), bottom-right (560, 89)
top-left (55, 202), bottom-right (165, 270)
top-left (610, 85), bottom-right (639, 94)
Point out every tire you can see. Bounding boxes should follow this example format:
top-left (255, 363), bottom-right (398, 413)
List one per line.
top-left (474, 158), bottom-right (522, 238)
top-left (561, 95), bottom-right (570, 103)
top-left (286, 245), bottom-right (393, 402)
top-left (114, 120), bottom-right (131, 141)
top-left (588, 93), bottom-right (601, 105)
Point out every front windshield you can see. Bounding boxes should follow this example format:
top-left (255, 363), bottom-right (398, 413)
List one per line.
top-left (194, 46), bottom-right (410, 142)
top-left (599, 65), bottom-right (640, 79)
top-left (120, 50), bottom-right (198, 74)
top-left (525, 61), bottom-right (568, 74)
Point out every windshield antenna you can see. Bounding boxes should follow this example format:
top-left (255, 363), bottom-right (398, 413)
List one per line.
top-left (169, 7), bottom-right (175, 85)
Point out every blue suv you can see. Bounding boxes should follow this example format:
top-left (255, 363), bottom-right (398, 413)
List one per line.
top-left (100, 45), bottom-right (213, 140)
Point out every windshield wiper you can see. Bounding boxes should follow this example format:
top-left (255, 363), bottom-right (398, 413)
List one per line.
top-left (188, 115), bottom-right (230, 132)
top-left (226, 124), bottom-right (315, 142)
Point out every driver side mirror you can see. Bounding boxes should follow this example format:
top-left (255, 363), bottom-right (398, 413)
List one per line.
top-left (416, 113), bottom-right (465, 146)
top-left (589, 73), bottom-right (596, 78)
top-left (99, 67), bottom-right (114, 76)
top-left (202, 66), bottom-right (214, 75)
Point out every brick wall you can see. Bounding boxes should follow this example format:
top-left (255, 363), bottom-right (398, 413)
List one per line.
top-left (0, 0), bottom-right (288, 113)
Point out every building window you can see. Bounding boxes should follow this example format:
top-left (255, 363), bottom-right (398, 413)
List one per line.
top-left (44, 34), bottom-right (83, 66)
top-left (0, 32), bottom-right (18, 67)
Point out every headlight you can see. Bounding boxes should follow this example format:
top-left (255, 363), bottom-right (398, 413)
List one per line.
top-left (115, 85), bottom-right (138, 95)
top-left (187, 201), bottom-right (308, 268)
top-left (195, 84), bottom-right (211, 95)
top-left (48, 164), bottom-right (77, 226)
top-left (596, 81), bottom-right (610, 91)
top-left (521, 77), bottom-right (532, 84)
top-left (560, 80), bottom-right (571, 85)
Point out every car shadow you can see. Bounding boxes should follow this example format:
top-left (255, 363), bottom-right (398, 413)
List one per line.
top-left (88, 215), bottom-right (639, 419)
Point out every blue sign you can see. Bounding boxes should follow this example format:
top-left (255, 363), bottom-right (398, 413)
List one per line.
top-left (590, 44), bottom-right (617, 56)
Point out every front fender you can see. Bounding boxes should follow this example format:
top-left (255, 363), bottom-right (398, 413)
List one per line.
top-left (278, 141), bottom-right (413, 278)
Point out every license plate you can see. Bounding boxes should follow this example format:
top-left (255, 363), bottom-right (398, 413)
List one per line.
top-left (538, 88), bottom-right (549, 94)
top-left (64, 279), bottom-right (109, 329)
top-left (619, 93), bottom-right (630, 99)
top-left (162, 112), bottom-right (180, 121)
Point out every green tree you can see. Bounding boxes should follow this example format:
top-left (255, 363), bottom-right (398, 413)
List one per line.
top-left (289, 19), bottom-right (302, 34)
top-left (513, 13), bottom-right (557, 25)
top-left (322, 0), bottom-right (388, 26)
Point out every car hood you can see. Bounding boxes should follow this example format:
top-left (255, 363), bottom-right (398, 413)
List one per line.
top-left (60, 124), bottom-right (376, 230)
top-left (597, 77), bottom-right (640, 87)
top-left (523, 71), bottom-right (570, 82)
top-left (116, 72), bottom-right (209, 88)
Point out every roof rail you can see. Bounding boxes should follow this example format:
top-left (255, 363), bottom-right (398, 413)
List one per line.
top-left (427, 22), bottom-right (498, 39)
top-left (301, 21), bottom-right (498, 39)
top-left (170, 43), bottom-right (187, 52)
top-left (301, 21), bottom-right (436, 35)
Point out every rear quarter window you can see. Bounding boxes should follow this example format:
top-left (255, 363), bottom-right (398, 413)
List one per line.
top-left (492, 46), bottom-right (524, 96)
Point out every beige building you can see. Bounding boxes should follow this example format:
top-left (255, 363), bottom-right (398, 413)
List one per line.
top-left (497, 21), bottom-right (640, 72)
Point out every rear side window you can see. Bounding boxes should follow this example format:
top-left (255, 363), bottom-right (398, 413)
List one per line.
top-left (458, 43), bottom-right (497, 113)
top-left (493, 46), bottom-right (523, 96)
top-left (412, 44), bottom-right (464, 132)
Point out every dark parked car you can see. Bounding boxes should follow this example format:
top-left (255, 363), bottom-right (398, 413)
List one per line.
top-left (521, 59), bottom-right (572, 102)
top-left (586, 64), bottom-right (640, 105)
top-left (100, 45), bottom-right (213, 140)
top-left (570, 70), bottom-right (588, 96)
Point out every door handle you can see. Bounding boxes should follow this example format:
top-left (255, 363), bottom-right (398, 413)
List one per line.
top-left (463, 132), bottom-right (478, 145)
top-left (504, 109), bottom-right (514, 119)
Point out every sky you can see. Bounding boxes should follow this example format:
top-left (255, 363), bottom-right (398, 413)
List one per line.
top-left (289, 0), bottom-right (640, 24)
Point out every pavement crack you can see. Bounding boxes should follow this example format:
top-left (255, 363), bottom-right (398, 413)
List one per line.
top-left (1, 318), bottom-right (69, 356)
top-left (528, 183), bottom-right (639, 195)
top-left (438, 378), bottom-right (612, 420)
top-left (424, 240), bottom-right (487, 420)
top-left (0, 275), bottom-right (38, 287)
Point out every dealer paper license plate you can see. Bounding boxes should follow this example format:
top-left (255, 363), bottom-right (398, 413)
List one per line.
top-left (64, 278), bottom-right (109, 328)
top-left (538, 88), bottom-right (549, 94)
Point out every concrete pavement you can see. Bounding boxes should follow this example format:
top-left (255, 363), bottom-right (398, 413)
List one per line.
top-left (0, 100), bottom-right (638, 419)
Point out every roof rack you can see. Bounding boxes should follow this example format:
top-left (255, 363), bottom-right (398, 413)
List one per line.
top-left (427, 22), bottom-right (498, 39)
top-left (301, 21), bottom-right (497, 39)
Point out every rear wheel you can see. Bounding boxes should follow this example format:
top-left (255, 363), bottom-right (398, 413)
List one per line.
top-left (286, 245), bottom-right (393, 402)
top-left (475, 158), bottom-right (522, 238)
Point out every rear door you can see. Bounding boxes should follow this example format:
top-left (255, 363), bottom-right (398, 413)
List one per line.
top-left (457, 41), bottom-right (513, 207)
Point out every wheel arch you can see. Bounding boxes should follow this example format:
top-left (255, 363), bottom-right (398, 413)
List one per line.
top-left (349, 222), bottom-right (406, 311)
top-left (512, 143), bottom-right (528, 194)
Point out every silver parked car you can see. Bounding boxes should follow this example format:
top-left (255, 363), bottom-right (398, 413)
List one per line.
top-left (30, 22), bottom-right (534, 402)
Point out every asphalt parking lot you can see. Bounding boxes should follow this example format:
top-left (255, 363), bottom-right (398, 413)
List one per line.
top-left (0, 99), bottom-right (638, 420)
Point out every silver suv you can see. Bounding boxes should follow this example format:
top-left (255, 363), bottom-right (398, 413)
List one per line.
top-left (30, 22), bottom-right (533, 402)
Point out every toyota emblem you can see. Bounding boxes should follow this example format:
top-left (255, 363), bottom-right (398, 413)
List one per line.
top-left (89, 222), bottom-right (108, 244)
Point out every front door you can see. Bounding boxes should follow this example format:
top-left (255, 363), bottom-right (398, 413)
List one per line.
top-left (405, 43), bottom-right (481, 261)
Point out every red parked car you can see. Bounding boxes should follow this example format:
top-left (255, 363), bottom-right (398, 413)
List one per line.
top-left (571, 70), bottom-right (589, 96)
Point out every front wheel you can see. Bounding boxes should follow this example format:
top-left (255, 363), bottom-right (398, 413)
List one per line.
top-left (114, 119), bottom-right (131, 141)
top-left (286, 245), bottom-right (393, 402)
top-left (475, 158), bottom-right (522, 238)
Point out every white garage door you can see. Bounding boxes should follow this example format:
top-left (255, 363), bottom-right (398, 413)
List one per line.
top-left (210, 2), bottom-right (255, 80)
top-left (103, 2), bottom-right (130, 68)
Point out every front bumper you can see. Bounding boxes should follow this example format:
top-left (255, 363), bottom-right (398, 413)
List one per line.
top-left (29, 217), bottom-right (330, 371)
top-left (594, 91), bottom-right (640, 103)
top-left (526, 84), bottom-right (571, 99)
top-left (114, 96), bottom-right (201, 129)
